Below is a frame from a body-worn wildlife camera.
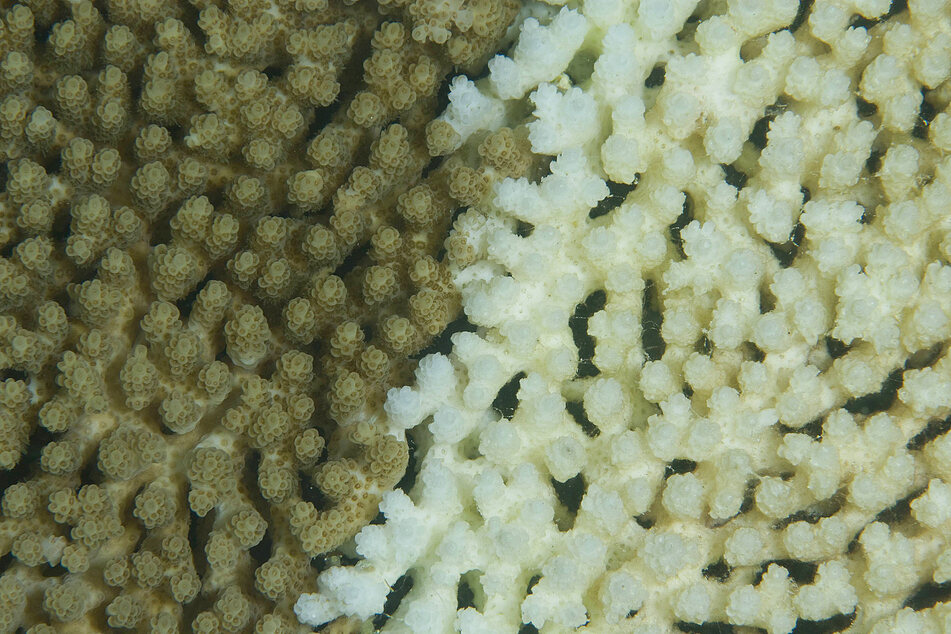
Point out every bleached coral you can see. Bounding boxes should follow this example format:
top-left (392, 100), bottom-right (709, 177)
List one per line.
top-left (299, 0), bottom-right (951, 631)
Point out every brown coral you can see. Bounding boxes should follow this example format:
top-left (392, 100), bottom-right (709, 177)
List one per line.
top-left (0, 0), bottom-right (520, 630)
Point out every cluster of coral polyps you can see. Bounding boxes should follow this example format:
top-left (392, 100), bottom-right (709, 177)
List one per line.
top-left (0, 0), bottom-right (523, 630)
top-left (297, 0), bottom-right (951, 632)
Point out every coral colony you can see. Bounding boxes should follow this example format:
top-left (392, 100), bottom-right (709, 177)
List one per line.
top-left (0, 0), bottom-right (518, 630)
top-left (2, 0), bottom-right (951, 633)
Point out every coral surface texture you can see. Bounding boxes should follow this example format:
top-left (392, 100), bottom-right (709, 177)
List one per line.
top-left (294, 0), bottom-right (951, 632)
top-left (0, 0), bottom-right (521, 630)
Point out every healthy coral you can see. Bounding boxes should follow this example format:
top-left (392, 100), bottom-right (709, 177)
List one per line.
top-left (297, 0), bottom-right (951, 632)
top-left (0, 0), bottom-right (522, 631)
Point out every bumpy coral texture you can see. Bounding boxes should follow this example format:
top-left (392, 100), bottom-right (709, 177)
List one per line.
top-left (298, 0), bottom-right (951, 632)
top-left (0, 0), bottom-right (521, 631)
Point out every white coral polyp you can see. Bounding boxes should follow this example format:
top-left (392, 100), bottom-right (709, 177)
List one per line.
top-left (528, 84), bottom-right (600, 154)
top-left (298, 0), bottom-right (951, 631)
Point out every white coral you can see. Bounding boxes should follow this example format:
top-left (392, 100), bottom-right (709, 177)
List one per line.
top-left (298, 0), bottom-right (951, 631)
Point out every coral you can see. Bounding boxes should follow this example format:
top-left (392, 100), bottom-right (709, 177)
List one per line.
top-left (298, 0), bottom-right (951, 633)
top-left (0, 0), bottom-right (522, 631)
